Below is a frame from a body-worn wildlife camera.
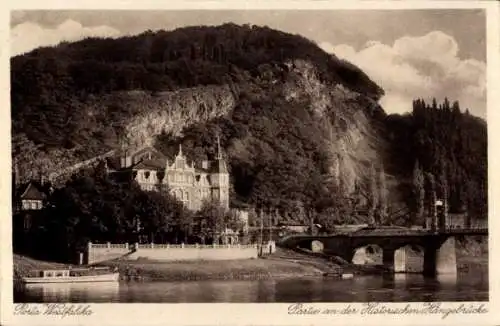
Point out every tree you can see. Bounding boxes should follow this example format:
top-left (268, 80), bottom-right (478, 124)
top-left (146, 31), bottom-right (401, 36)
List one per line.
top-left (376, 164), bottom-right (388, 224)
top-left (197, 199), bottom-right (228, 241)
top-left (426, 173), bottom-right (437, 229)
top-left (129, 190), bottom-right (181, 243)
top-left (367, 163), bottom-right (378, 225)
top-left (412, 160), bottom-right (425, 226)
top-left (438, 156), bottom-right (449, 226)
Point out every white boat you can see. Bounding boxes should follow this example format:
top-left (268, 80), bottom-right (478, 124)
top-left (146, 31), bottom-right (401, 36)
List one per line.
top-left (341, 273), bottom-right (354, 279)
top-left (22, 268), bottom-right (119, 284)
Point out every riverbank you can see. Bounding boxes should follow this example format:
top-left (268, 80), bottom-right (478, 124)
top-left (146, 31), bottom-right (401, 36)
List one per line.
top-left (101, 247), bottom-right (346, 281)
top-left (13, 254), bottom-right (73, 281)
top-left (13, 250), bottom-right (334, 282)
top-left (102, 257), bottom-right (325, 282)
top-left (13, 237), bottom-right (487, 283)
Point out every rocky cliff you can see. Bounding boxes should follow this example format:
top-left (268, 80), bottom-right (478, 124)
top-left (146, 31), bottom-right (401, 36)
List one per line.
top-left (281, 59), bottom-right (387, 194)
top-left (10, 24), bottom-right (401, 218)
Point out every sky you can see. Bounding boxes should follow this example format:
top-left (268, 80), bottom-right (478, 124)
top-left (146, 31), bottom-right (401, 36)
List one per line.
top-left (10, 10), bottom-right (487, 118)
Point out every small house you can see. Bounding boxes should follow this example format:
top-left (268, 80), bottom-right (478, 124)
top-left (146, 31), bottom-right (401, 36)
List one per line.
top-left (18, 182), bottom-right (46, 211)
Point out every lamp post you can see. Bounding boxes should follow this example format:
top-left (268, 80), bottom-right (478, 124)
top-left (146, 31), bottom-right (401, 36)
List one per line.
top-left (259, 207), bottom-right (264, 256)
top-left (268, 207), bottom-right (272, 242)
top-left (435, 200), bottom-right (443, 232)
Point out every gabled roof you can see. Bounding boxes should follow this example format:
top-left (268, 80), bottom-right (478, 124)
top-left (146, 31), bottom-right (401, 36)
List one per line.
top-left (19, 182), bottom-right (46, 201)
top-left (131, 158), bottom-right (165, 170)
top-left (131, 146), bottom-right (167, 161)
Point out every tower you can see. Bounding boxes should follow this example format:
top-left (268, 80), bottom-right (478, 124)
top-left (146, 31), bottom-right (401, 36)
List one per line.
top-left (211, 134), bottom-right (229, 209)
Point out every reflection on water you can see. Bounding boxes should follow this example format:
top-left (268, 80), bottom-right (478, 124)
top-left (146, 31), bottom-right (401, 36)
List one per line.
top-left (15, 268), bottom-right (488, 303)
top-left (20, 282), bottom-right (120, 302)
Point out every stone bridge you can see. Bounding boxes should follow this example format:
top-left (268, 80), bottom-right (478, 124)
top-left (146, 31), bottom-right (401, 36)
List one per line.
top-left (280, 228), bottom-right (488, 275)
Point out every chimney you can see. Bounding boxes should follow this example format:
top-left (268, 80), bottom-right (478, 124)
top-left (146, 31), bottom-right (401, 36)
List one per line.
top-left (121, 150), bottom-right (131, 168)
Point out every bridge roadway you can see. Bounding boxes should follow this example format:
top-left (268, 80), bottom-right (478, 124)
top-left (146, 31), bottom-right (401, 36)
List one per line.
top-left (280, 227), bottom-right (488, 275)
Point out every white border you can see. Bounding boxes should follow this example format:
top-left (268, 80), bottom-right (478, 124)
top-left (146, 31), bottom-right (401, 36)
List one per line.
top-left (1, 1), bottom-right (499, 326)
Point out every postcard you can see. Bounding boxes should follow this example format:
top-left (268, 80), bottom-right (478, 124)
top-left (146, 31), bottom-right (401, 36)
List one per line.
top-left (1, 1), bottom-right (499, 325)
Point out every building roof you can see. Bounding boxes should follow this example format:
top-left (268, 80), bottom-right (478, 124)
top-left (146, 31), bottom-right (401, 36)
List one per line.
top-left (115, 145), bottom-right (229, 174)
top-left (131, 158), bottom-right (166, 170)
top-left (18, 182), bottom-right (46, 201)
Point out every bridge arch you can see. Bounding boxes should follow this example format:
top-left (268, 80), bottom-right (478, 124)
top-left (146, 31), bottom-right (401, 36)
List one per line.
top-left (294, 238), bottom-right (326, 253)
top-left (394, 244), bottom-right (424, 273)
top-left (352, 244), bottom-right (383, 265)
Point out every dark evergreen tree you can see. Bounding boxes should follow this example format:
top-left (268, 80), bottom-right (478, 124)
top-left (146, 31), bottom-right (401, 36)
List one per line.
top-left (412, 160), bottom-right (425, 226)
top-left (426, 173), bottom-right (437, 229)
top-left (376, 164), bottom-right (388, 224)
top-left (367, 163), bottom-right (378, 225)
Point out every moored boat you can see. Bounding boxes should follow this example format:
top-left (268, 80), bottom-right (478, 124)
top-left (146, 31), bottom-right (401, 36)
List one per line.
top-left (22, 267), bottom-right (119, 284)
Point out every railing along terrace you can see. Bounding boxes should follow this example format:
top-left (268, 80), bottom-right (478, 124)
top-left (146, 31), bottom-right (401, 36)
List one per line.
top-left (109, 243), bottom-right (128, 248)
top-left (124, 243), bottom-right (259, 249)
top-left (89, 243), bottom-right (109, 248)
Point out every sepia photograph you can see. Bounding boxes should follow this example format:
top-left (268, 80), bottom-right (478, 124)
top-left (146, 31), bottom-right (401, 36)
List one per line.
top-left (6, 2), bottom-right (493, 313)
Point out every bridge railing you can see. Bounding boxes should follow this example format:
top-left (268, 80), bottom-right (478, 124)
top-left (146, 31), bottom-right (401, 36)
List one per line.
top-left (442, 226), bottom-right (488, 232)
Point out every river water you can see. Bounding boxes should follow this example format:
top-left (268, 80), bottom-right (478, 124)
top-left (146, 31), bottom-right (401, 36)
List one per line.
top-left (15, 267), bottom-right (487, 303)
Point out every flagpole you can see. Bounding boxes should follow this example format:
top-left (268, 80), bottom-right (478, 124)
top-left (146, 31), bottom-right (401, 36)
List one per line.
top-left (260, 207), bottom-right (263, 245)
top-left (268, 207), bottom-right (272, 242)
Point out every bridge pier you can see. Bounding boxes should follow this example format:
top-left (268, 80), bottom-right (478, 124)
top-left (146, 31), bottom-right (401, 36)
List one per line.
top-left (394, 245), bottom-right (424, 273)
top-left (423, 245), bottom-right (437, 276)
top-left (436, 237), bottom-right (457, 275)
top-left (423, 236), bottom-right (457, 276)
top-left (382, 248), bottom-right (395, 272)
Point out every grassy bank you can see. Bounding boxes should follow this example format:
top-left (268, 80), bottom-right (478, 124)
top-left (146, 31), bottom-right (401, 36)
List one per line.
top-left (13, 251), bottom-right (330, 282)
top-left (13, 254), bottom-right (75, 281)
top-left (102, 255), bottom-right (329, 282)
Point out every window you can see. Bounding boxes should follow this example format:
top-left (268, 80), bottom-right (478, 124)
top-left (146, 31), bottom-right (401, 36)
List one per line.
top-left (24, 216), bottom-right (31, 230)
top-left (175, 189), bottom-right (182, 199)
top-left (30, 201), bottom-right (37, 210)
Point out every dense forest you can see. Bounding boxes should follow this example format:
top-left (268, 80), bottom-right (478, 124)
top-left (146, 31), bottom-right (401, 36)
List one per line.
top-left (11, 24), bottom-right (487, 256)
top-left (11, 23), bottom-right (381, 156)
top-left (386, 98), bottom-right (487, 224)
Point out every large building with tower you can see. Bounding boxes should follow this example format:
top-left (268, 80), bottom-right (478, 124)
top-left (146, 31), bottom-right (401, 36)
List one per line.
top-left (107, 138), bottom-right (230, 211)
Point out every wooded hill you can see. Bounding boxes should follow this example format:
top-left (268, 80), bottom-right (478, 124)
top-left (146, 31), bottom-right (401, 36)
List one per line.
top-left (11, 24), bottom-right (487, 228)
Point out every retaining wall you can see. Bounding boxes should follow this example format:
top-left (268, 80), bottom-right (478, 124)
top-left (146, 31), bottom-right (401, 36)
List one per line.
top-left (87, 243), bottom-right (130, 264)
top-left (87, 242), bottom-right (259, 264)
top-left (394, 245), bottom-right (424, 273)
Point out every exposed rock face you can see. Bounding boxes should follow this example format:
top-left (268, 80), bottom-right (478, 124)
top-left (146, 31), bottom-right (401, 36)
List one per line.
top-left (22, 58), bottom-right (389, 200)
top-left (16, 85), bottom-right (236, 183)
top-left (282, 59), bottom-right (387, 194)
top-left (120, 85), bottom-right (236, 148)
